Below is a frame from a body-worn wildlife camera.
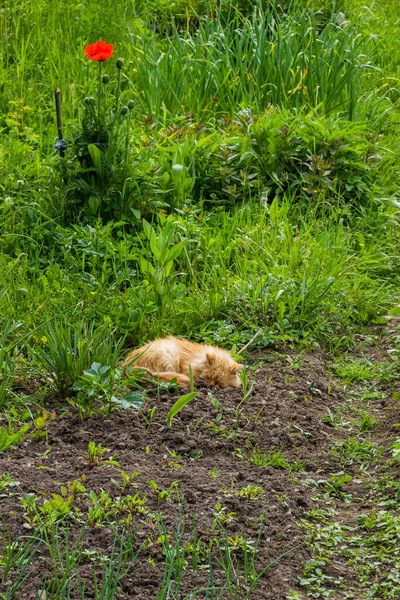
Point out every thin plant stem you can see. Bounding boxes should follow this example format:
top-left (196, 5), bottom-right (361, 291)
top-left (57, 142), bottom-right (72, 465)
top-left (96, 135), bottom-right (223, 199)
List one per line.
top-left (98, 61), bottom-right (103, 127)
top-left (116, 68), bottom-right (121, 113)
top-left (113, 68), bottom-right (122, 161)
top-left (124, 111), bottom-right (131, 169)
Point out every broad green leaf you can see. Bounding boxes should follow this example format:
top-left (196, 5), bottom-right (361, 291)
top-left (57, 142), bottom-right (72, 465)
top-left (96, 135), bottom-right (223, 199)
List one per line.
top-left (165, 241), bottom-right (184, 264)
top-left (165, 260), bottom-right (174, 277)
top-left (35, 416), bottom-right (47, 428)
top-left (0, 429), bottom-right (9, 449)
top-left (140, 256), bottom-right (155, 274)
top-left (84, 362), bottom-right (103, 376)
top-left (270, 197), bottom-right (279, 224)
top-left (87, 144), bottom-right (103, 174)
top-left (130, 208), bottom-right (141, 220)
top-left (0, 424), bottom-right (29, 452)
top-left (149, 234), bottom-right (161, 261)
top-left (120, 391), bottom-right (145, 409)
top-left (142, 219), bottom-right (152, 240)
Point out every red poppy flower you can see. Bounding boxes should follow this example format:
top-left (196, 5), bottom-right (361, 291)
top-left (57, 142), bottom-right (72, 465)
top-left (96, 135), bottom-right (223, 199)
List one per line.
top-left (85, 40), bottom-right (114, 62)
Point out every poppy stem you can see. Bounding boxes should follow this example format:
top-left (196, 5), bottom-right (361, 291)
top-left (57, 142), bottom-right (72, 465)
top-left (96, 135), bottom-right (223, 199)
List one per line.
top-left (98, 61), bottom-right (102, 127)
top-left (113, 69), bottom-right (122, 161)
top-left (116, 68), bottom-right (121, 113)
top-left (124, 110), bottom-right (131, 169)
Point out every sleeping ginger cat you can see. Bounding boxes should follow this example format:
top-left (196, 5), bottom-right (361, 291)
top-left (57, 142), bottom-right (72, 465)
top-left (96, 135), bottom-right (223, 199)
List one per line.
top-left (122, 336), bottom-right (243, 388)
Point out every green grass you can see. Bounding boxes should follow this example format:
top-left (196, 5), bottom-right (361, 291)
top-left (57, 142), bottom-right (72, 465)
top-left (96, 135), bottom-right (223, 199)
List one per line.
top-left (1, 198), bottom-right (398, 369)
top-left (0, 4), bottom-right (398, 382)
top-left (345, 0), bottom-right (400, 78)
top-left (358, 411), bottom-right (377, 432)
top-left (299, 503), bottom-right (400, 598)
top-left (235, 444), bottom-right (305, 471)
top-left (331, 357), bottom-right (378, 383)
top-left (330, 437), bottom-right (382, 465)
top-left (0, 1), bottom-right (388, 130)
top-left (131, 9), bottom-right (382, 120)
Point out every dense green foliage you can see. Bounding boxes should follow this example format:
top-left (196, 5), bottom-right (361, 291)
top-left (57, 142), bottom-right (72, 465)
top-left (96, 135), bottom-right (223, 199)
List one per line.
top-left (1, 0), bottom-right (399, 389)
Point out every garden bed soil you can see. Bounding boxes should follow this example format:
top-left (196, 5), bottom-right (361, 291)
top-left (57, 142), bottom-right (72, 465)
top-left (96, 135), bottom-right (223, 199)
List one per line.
top-left (0, 349), bottom-right (372, 598)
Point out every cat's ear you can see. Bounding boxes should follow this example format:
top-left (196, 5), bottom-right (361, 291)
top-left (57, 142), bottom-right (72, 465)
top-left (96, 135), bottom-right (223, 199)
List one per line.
top-left (206, 353), bottom-right (215, 365)
top-left (231, 363), bottom-right (243, 373)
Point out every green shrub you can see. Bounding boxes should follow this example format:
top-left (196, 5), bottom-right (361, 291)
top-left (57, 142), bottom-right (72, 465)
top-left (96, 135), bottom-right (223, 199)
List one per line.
top-left (32, 320), bottom-right (125, 399)
top-left (151, 109), bottom-right (382, 208)
top-left (0, 320), bottom-right (19, 406)
top-left (65, 106), bottom-right (382, 218)
top-left (251, 109), bottom-right (380, 205)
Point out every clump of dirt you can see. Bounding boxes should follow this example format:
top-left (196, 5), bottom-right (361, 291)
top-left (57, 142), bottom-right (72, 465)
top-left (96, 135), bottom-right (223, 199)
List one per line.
top-left (0, 350), bottom-right (342, 599)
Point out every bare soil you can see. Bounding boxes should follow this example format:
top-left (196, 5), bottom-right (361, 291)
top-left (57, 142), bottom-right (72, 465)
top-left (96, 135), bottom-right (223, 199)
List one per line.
top-left (0, 341), bottom-right (398, 599)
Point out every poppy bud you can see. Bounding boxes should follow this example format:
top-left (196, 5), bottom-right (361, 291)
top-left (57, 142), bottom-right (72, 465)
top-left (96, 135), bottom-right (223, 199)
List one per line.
top-left (116, 58), bottom-right (124, 70)
top-left (128, 100), bottom-right (135, 110)
top-left (84, 97), bottom-right (90, 105)
top-left (102, 74), bottom-right (109, 84)
top-left (87, 96), bottom-right (96, 106)
top-left (172, 164), bottom-right (184, 180)
top-left (120, 106), bottom-right (129, 116)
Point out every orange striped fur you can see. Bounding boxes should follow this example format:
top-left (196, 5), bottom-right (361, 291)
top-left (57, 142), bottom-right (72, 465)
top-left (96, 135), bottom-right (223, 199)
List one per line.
top-left (123, 336), bottom-right (242, 388)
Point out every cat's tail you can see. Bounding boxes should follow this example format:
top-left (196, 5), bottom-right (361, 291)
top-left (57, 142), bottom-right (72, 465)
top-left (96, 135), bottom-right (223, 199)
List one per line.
top-left (123, 366), bottom-right (190, 388)
top-left (122, 344), bottom-right (149, 369)
top-left (150, 371), bottom-right (190, 387)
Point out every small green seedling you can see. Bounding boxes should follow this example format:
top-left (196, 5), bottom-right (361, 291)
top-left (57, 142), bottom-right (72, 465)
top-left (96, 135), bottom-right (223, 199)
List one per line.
top-left (227, 535), bottom-right (256, 554)
top-left (212, 502), bottom-right (237, 532)
top-left (207, 392), bottom-right (220, 410)
top-left (235, 368), bottom-right (254, 427)
top-left (31, 409), bottom-right (56, 444)
top-left (359, 411), bottom-right (377, 432)
top-left (319, 473), bottom-right (353, 500)
top-left (86, 441), bottom-right (119, 469)
top-left (66, 477), bottom-right (86, 500)
top-left (234, 485), bottom-right (265, 500)
top-left (88, 490), bottom-right (113, 527)
top-left (235, 444), bottom-right (304, 472)
top-left (166, 366), bottom-right (199, 426)
top-left (87, 441), bottom-right (106, 468)
top-left (141, 406), bottom-right (157, 428)
top-left (391, 437), bottom-right (400, 460)
top-left (147, 479), bottom-right (181, 502)
top-left (112, 470), bottom-right (141, 496)
top-left (40, 493), bottom-right (74, 525)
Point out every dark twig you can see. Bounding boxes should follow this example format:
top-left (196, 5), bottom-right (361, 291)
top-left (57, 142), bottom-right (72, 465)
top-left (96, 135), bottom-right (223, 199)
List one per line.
top-left (54, 89), bottom-right (63, 140)
top-left (54, 88), bottom-right (67, 158)
top-left (236, 330), bottom-right (262, 356)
